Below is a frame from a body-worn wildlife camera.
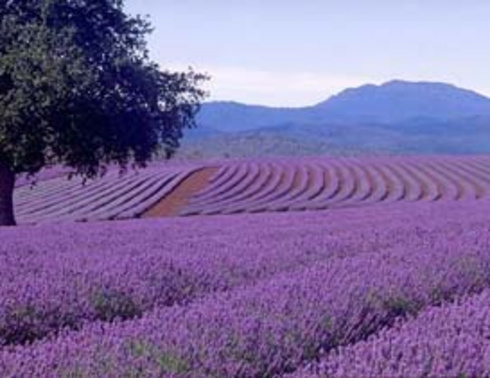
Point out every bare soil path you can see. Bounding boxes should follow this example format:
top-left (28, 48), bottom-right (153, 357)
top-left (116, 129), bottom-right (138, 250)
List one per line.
top-left (142, 167), bottom-right (218, 217)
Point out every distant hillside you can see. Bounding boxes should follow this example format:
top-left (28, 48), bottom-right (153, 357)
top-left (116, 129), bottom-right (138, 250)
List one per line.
top-left (185, 80), bottom-right (490, 158)
top-left (195, 101), bottom-right (318, 132)
top-left (183, 125), bottom-right (223, 141)
top-left (196, 80), bottom-right (490, 132)
top-left (180, 116), bottom-right (490, 159)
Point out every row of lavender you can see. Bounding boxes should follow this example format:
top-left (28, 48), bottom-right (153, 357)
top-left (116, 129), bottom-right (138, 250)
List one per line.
top-left (2, 200), bottom-right (474, 347)
top-left (291, 288), bottom-right (490, 377)
top-left (13, 156), bottom-right (490, 224)
top-left (182, 155), bottom-right (490, 215)
top-left (14, 163), bottom-right (204, 224)
top-left (1, 200), bottom-right (490, 376)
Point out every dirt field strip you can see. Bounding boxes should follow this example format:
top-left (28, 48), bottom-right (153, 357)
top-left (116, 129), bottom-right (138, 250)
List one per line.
top-left (142, 167), bottom-right (219, 217)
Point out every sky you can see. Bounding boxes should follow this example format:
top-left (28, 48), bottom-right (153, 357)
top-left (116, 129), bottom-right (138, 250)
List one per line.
top-left (125, 1), bottom-right (490, 107)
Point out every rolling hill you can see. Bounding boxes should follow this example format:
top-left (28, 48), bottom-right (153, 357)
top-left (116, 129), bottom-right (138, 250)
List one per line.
top-left (13, 155), bottom-right (490, 223)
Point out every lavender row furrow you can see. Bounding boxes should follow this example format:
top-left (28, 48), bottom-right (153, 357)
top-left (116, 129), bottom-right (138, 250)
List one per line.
top-left (289, 163), bottom-right (326, 211)
top-left (188, 163), bottom-right (249, 209)
top-left (189, 164), bottom-right (233, 200)
top-left (15, 156), bottom-right (490, 222)
top-left (449, 158), bottom-right (489, 198)
top-left (114, 169), bottom-right (200, 219)
top-left (400, 159), bottom-right (439, 201)
top-left (200, 162), bottom-right (262, 215)
top-left (392, 159), bottom-right (422, 201)
top-left (267, 164), bottom-right (310, 211)
top-left (296, 163), bottom-right (337, 211)
top-left (60, 170), bottom-right (179, 222)
top-left (23, 171), bottom-right (160, 223)
top-left (15, 164), bottom-right (204, 223)
top-left (353, 161), bottom-right (389, 205)
top-left (299, 161), bottom-right (346, 211)
top-left (338, 159), bottom-right (372, 204)
top-left (435, 158), bottom-right (478, 200)
top-left (16, 171), bottom-right (126, 216)
top-left (428, 159), bottom-right (463, 200)
top-left (178, 156), bottom-right (490, 215)
top-left (246, 162), bottom-right (297, 212)
top-left (221, 161), bottom-right (286, 214)
top-left (221, 162), bottom-right (274, 214)
top-left (14, 175), bottom-right (84, 204)
top-left (15, 175), bottom-right (91, 209)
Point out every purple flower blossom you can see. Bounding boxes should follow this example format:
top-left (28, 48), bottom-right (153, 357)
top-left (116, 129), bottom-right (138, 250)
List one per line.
top-left (0, 200), bottom-right (490, 376)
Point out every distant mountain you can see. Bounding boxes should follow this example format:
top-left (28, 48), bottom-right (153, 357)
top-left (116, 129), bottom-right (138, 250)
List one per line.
top-left (184, 80), bottom-right (490, 158)
top-left (316, 80), bottom-right (490, 123)
top-left (195, 80), bottom-right (490, 132)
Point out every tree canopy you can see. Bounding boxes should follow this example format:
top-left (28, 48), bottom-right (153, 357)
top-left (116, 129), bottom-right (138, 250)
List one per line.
top-left (0, 0), bottom-right (208, 225)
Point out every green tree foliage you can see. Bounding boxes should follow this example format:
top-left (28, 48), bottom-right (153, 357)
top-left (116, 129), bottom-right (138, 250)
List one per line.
top-left (0, 0), bottom-right (208, 225)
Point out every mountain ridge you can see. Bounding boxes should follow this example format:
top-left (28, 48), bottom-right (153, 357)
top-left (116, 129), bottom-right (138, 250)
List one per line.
top-left (183, 80), bottom-right (490, 158)
top-left (197, 80), bottom-right (490, 132)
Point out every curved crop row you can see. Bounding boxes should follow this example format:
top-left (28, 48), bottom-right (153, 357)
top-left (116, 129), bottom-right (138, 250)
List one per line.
top-left (181, 156), bottom-right (490, 216)
top-left (14, 156), bottom-right (490, 222)
top-left (14, 165), bottom-right (203, 224)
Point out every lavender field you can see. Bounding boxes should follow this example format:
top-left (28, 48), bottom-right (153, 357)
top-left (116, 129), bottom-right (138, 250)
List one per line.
top-left (13, 155), bottom-right (490, 223)
top-left (2, 156), bottom-right (490, 377)
top-left (5, 1), bottom-right (489, 376)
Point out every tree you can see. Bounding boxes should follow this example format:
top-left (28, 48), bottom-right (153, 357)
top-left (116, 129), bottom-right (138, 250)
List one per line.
top-left (0, 0), bottom-right (208, 225)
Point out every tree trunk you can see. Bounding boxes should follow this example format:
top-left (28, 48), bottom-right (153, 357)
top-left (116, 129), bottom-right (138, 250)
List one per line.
top-left (0, 164), bottom-right (16, 226)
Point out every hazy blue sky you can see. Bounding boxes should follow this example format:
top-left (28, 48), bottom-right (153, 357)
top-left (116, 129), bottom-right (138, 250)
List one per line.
top-left (125, 1), bottom-right (490, 106)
